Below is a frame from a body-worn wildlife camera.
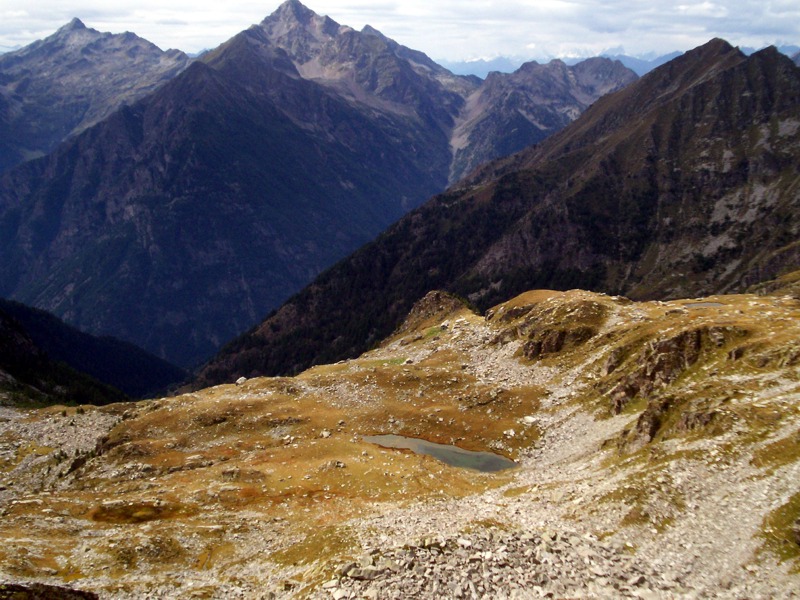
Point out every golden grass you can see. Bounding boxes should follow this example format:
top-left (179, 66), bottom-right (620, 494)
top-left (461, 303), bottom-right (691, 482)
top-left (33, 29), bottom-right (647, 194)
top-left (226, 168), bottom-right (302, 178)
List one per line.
top-left (2, 287), bottom-right (800, 590)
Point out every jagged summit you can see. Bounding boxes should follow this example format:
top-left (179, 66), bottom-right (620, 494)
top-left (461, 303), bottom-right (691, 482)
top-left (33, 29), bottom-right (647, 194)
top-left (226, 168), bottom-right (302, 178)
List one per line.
top-left (58, 17), bottom-right (87, 33)
top-left (270, 0), bottom-right (323, 23)
top-left (260, 0), bottom-right (342, 44)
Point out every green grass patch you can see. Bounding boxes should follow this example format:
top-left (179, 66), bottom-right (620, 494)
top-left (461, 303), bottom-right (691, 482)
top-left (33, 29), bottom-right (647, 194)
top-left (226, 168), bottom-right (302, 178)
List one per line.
top-left (751, 429), bottom-right (800, 475)
top-left (424, 326), bottom-right (444, 339)
top-left (760, 491), bottom-right (800, 570)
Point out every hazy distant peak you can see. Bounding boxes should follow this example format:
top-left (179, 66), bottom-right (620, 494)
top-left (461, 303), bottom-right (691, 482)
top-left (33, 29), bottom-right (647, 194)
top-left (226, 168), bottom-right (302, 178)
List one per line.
top-left (361, 24), bottom-right (384, 38)
top-left (272, 0), bottom-right (317, 23)
top-left (59, 17), bottom-right (87, 33)
top-left (266, 0), bottom-right (339, 30)
top-left (260, 0), bottom-right (342, 45)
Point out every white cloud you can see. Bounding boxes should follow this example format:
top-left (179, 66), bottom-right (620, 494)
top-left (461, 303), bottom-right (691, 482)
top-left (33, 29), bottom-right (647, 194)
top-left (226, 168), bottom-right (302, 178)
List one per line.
top-left (0, 0), bottom-right (797, 59)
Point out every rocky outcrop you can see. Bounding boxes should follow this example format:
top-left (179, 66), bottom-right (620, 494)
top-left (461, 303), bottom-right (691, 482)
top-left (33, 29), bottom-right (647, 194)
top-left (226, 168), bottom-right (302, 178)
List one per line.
top-left (393, 291), bottom-right (472, 338)
top-left (604, 326), bottom-right (748, 414)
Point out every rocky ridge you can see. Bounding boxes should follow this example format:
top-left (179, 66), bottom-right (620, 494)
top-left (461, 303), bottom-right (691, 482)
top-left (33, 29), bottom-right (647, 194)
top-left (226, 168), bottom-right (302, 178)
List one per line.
top-left (450, 57), bottom-right (636, 181)
top-left (256, 0), bottom-right (636, 183)
top-left (1, 276), bottom-right (799, 597)
top-left (0, 18), bottom-right (190, 172)
top-left (197, 37), bottom-right (800, 384)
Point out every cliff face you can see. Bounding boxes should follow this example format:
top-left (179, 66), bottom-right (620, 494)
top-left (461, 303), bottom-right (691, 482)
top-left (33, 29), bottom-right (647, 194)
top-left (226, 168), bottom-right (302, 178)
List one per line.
top-left (196, 40), bottom-right (800, 384)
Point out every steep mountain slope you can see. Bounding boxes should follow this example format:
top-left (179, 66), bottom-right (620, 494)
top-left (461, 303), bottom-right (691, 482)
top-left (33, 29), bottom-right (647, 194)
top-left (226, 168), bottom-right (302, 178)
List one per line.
top-left (2, 281), bottom-right (799, 596)
top-left (0, 2), bottom-right (636, 370)
top-left (450, 57), bottom-right (636, 181)
top-left (0, 18), bottom-right (190, 173)
top-left (0, 300), bottom-right (186, 399)
top-left (0, 307), bottom-right (127, 407)
top-left (196, 39), bottom-right (800, 385)
top-left (0, 28), bottom-right (450, 369)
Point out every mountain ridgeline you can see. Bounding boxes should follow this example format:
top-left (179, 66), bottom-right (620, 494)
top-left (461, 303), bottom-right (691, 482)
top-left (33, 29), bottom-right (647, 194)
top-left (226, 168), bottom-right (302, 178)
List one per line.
top-left (195, 39), bottom-right (800, 387)
top-left (0, 299), bottom-right (186, 399)
top-left (0, 18), bottom-right (190, 173)
top-left (0, 306), bottom-right (128, 407)
top-left (0, 0), bottom-right (636, 369)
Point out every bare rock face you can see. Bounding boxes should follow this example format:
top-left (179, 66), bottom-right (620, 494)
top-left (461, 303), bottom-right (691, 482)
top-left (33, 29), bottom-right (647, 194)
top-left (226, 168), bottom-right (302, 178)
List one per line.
top-left (450, 57), bottom-right (637, 182)
top-left (0, 18), bottom-right (191, 172)
top-left (604, 326), bottom-right (747, 414)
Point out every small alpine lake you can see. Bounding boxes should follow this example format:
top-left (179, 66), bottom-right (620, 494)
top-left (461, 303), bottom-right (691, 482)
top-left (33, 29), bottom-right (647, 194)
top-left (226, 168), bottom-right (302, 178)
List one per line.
top-left (363, 434), bottom-right (517, 473)
top-left (684, 301), bottom-right (725, 308)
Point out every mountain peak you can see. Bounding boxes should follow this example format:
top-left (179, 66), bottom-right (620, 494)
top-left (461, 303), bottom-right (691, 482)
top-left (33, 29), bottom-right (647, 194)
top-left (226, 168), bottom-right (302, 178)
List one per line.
top-left (271, 0), bottom-right (318, 25)
top-left (361, 24), bottom-right (384, 38)
top-left (58, 17), bottom-right (87, 33)
top-left (686, 37), bottom-right (740, 61)
top-left (261, 0), bottom-right (341, 39)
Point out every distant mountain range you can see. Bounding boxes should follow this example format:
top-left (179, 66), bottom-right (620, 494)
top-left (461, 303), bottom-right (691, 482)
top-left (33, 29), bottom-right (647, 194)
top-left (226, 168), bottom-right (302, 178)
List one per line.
top-left (441, 45), bottom-right (800, 78)
top-left (195, 39), bottom-right (800, 386)
top-left (0, 18), bottom-right (190, 173)
top-left (0, 0), bottom-right (636, 369)
top-left (441, 52), bottom-right (681, 78)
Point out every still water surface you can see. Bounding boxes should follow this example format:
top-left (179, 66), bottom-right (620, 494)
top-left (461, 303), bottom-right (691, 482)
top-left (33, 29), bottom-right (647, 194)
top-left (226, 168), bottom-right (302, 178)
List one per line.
top-left (363, 434), bottom-right (517, 473)
top-left (684, 302), bottom-right (725, 308)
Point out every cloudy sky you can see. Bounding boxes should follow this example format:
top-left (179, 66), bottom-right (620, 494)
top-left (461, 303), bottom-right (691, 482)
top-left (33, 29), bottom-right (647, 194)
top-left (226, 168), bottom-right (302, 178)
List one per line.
top-left (1, 0), bottom-right (798, 60)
